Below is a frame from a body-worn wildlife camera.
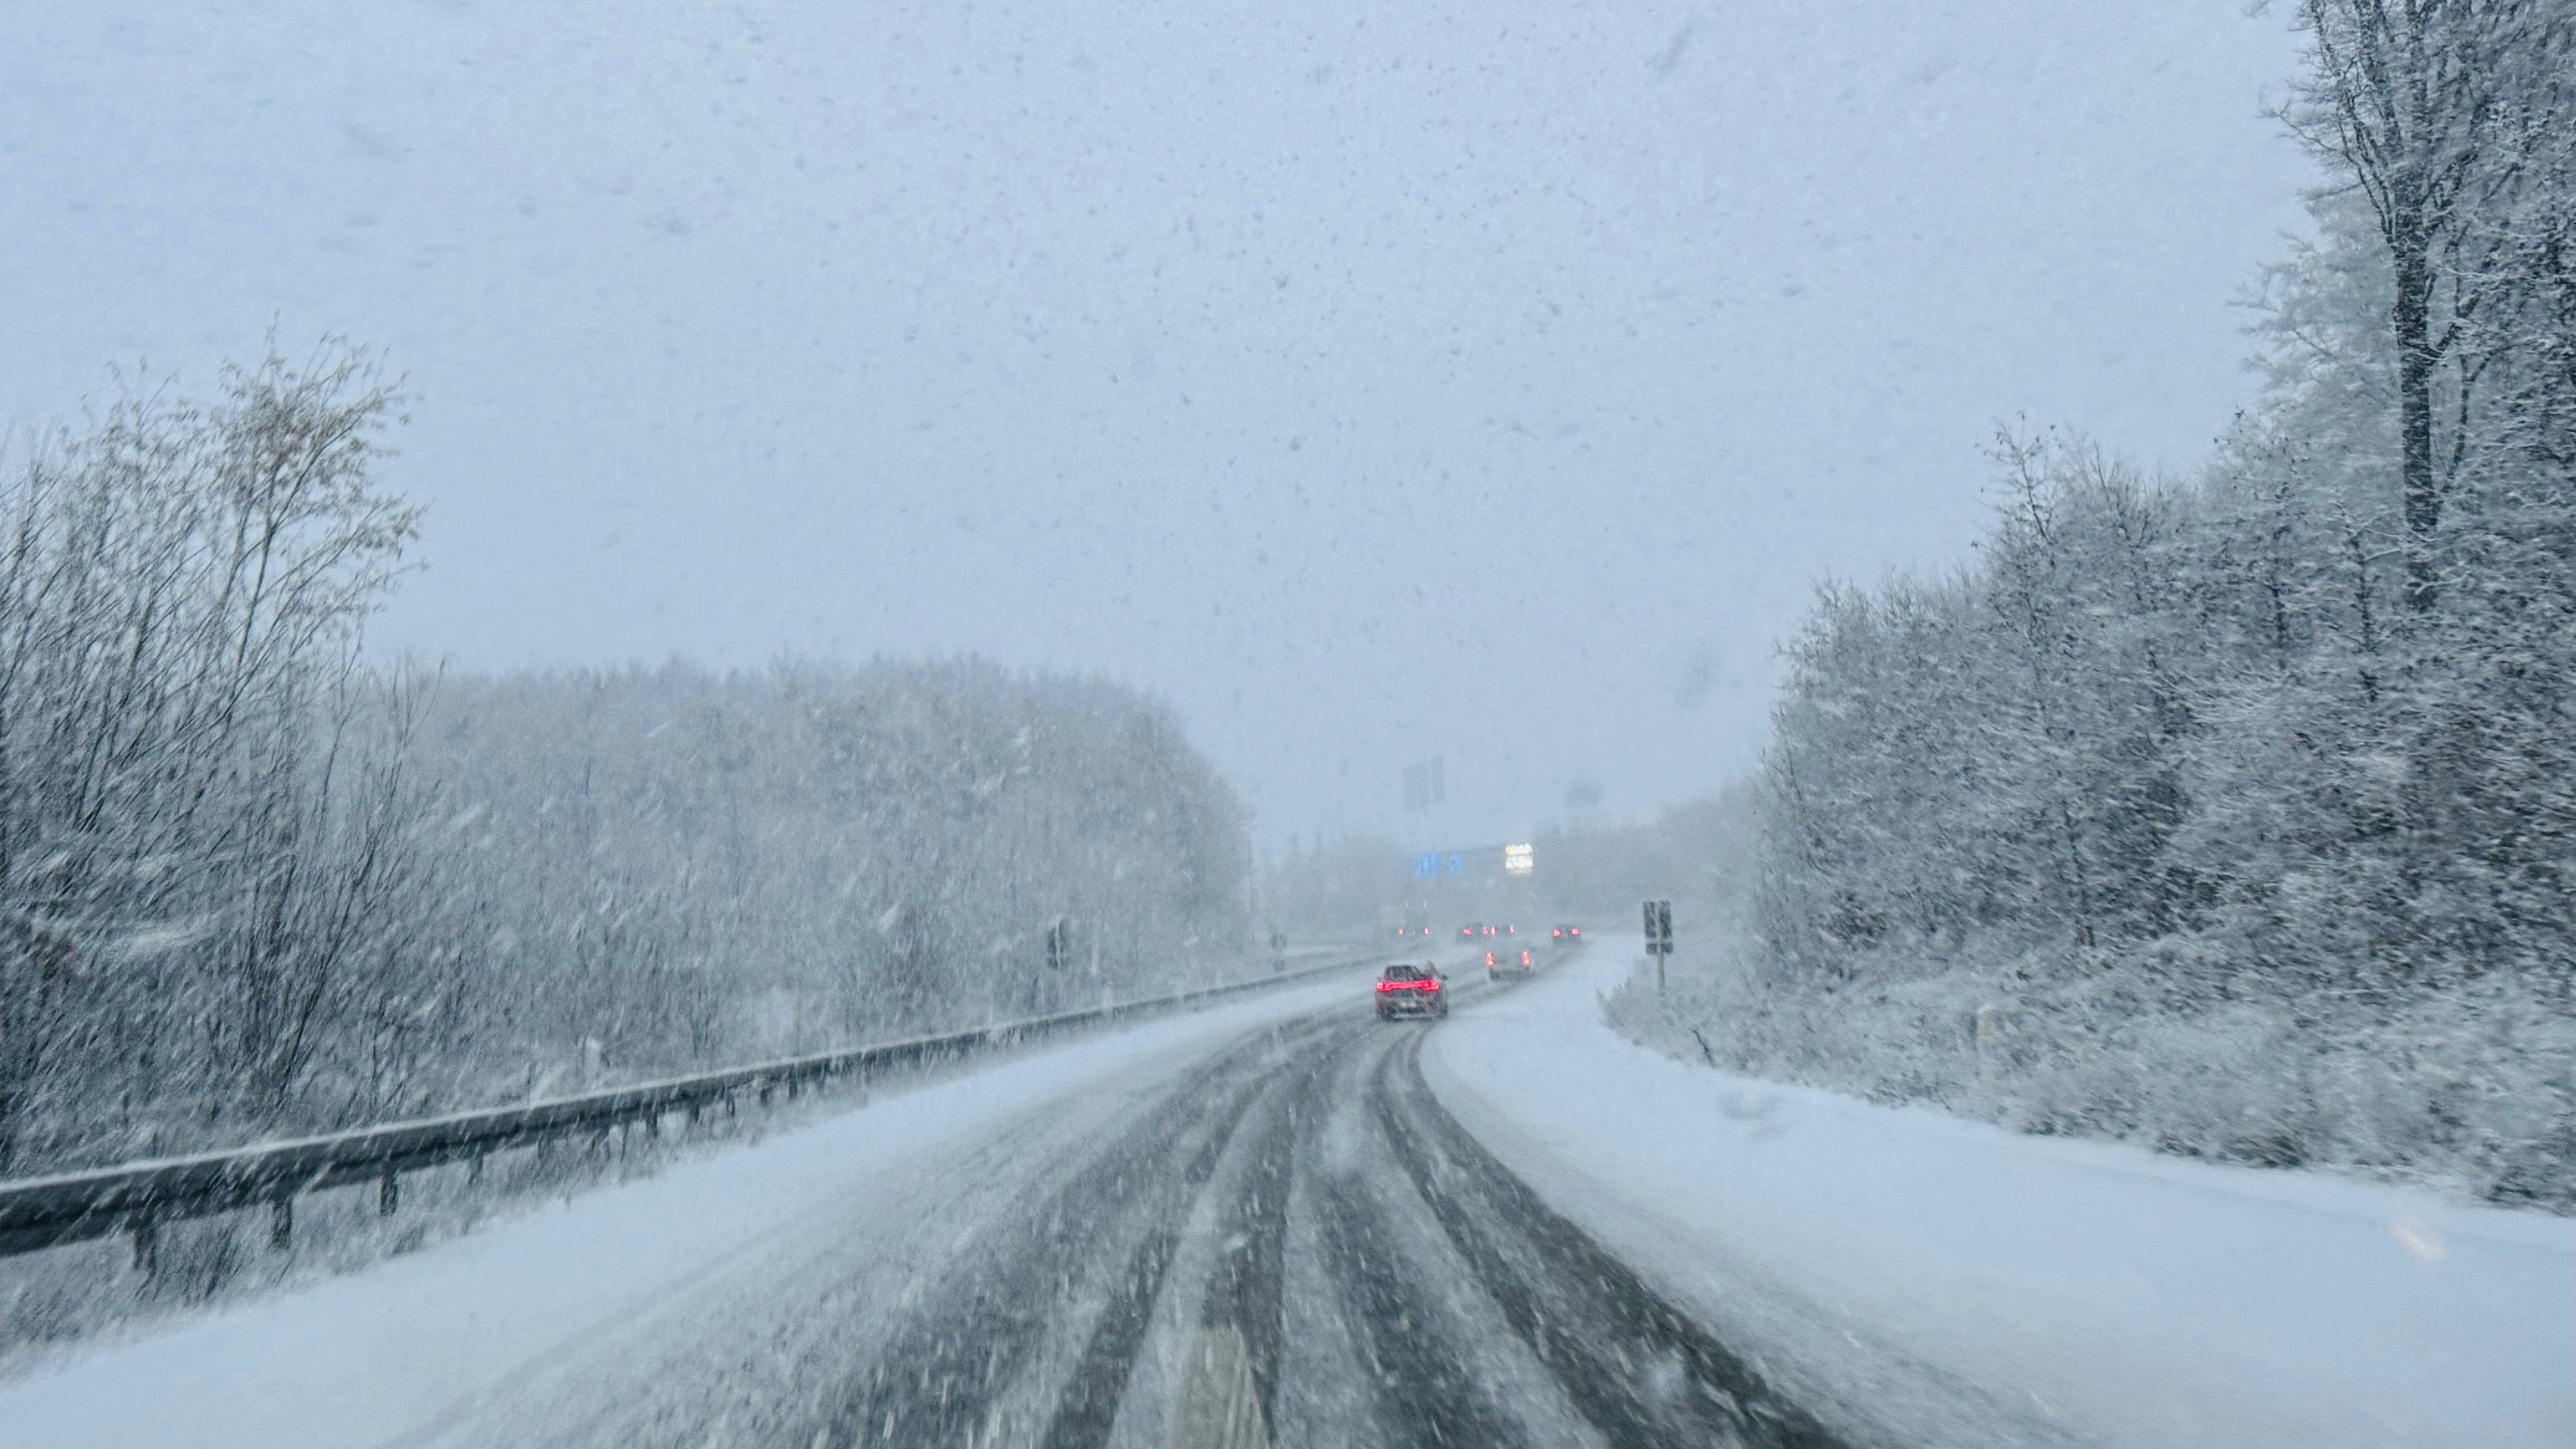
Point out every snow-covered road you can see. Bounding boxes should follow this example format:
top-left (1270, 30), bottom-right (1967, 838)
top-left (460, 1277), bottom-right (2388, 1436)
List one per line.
top-left (4, 939), bottom-right (2570, 1448)
top-left (0, 950), bottom-right (1817, 1449)
top-left (0, 972), bottom-right (1391, 1448)
top-left (1426, 938), bottom-right (2576, 1447)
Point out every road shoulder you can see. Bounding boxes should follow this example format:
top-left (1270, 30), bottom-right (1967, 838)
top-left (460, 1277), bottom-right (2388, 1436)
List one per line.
top-left (1421, 939), bottom-right (2576, 1449)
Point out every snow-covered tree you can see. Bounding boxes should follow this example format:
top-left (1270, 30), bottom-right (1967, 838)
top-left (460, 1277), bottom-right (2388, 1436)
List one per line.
top-left (1734, 6), bottom-right (2576, 1202)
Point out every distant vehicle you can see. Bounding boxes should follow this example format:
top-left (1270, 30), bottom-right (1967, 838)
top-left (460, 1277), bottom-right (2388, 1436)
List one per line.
top-left (1551, 924), bottom-right (1582, 941)
top-left (1486, 945), bottom-right (1534, 982)
top-left (1393, 924), bottom-right (1434, 938)
top-left (1376, 962), bottom-right (1449, 1020)
top-left (1458, 923), bottom-right (1484, 942)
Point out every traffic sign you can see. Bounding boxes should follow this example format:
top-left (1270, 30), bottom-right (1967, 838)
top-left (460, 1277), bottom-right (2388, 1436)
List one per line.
top-left (1643, 900), bottom-right (1673, 991)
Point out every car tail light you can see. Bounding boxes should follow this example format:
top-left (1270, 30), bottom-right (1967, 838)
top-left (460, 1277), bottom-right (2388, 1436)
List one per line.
top-left (1484, 951), bottom-right (1495, 966)
top-left (1521, 950), bottom-right (1532, 966)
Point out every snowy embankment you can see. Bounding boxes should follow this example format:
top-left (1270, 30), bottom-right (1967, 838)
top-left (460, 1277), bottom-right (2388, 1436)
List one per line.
top-left (1423, 938), bottom-right (2576, 1449)
top-left (0, 969), bottom-right (1373, 1449)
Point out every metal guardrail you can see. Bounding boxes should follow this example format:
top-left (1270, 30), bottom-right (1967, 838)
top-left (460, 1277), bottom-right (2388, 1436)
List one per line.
top-left (0, 951), bottom-right (1376, 1266)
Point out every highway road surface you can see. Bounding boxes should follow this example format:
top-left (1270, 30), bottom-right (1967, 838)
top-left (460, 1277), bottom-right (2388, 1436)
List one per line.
top-left (10, 940), bottom-right (2571, 1449)
top-left (391, 945), bottom-right (1834, 1449)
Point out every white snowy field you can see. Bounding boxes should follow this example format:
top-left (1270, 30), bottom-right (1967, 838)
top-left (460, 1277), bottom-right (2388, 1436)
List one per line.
top-left (1424, 938), bottom-right (2576, 1448)
top-left (0, 968), bottom-right (1376, 1449)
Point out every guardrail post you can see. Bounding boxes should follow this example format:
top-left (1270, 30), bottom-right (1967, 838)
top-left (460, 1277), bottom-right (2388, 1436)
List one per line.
top-left (131, 1214), bottom-right (157, 1275)
top-left (269, 1195), bottom-right (294, 1251)
top-left (644, 1109), bottom-right (660, 1141)
top-left (378, 1164), bottom-right (399, 1216)
top-left (467, 1151), bottom-right (485, 1186)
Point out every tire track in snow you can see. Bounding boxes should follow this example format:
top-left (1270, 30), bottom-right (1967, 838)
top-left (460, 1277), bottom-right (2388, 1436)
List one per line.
top-left (787, 953), bottom-right (1841, 1449)
top-left (825, 1015), bottom-right (1341, 1448)
top-left (1371, 1033), bottom-right (1841, 1449)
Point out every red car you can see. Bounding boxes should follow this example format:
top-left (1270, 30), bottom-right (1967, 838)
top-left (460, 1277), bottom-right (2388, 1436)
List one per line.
top-left (1375, 963), bottom-right (1449, 1020)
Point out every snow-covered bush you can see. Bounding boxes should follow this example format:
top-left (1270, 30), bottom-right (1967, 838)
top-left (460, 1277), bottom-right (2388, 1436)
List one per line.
top-left (1647, 7), bottom-right (2576, 1212)
top-left (1617, 932), bottom-right (2576, 1209)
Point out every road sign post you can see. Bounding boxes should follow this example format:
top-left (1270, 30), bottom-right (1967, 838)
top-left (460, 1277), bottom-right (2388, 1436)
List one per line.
top-left (1642, 899), bottom-right (1673, 993)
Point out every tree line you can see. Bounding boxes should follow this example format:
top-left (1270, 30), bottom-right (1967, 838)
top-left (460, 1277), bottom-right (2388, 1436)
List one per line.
top-left (0, 353), bottom-right (1250, 1179)
top-left (1742, 2), bottom-right (2576, 1201)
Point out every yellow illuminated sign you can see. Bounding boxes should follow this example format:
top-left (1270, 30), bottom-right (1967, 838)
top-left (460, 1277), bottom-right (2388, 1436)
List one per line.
top-left (1503, 842), bottom-right (1535, 875)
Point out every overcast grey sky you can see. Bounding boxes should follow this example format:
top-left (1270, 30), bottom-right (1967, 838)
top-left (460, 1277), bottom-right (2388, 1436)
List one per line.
top-left (4, 0), bottom-right (2315, 853)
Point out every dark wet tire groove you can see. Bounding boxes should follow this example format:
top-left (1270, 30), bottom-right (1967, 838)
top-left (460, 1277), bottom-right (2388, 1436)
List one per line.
top-left (1038, 1057), bottom-right (1273, 1449)
top-left (1371, 1034), bottom-right (1842, 1449)
top-left (1298, 1030), bottom-right (1524, 1449)
top-left (1200, 1058), bottom-right (1301, 1426)
top-left (830, 1015), bottom-right (1334, 1448)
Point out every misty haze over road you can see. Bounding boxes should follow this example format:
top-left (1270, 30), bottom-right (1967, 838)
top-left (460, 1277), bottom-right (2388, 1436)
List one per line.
top-left (3, 0), bottom-right (2311, 849)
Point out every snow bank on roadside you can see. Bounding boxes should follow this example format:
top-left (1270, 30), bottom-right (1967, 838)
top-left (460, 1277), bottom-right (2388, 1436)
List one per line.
top-left (1423, 938), bottom-right (2576, 1448)
top-left (0, 971), bottom-right (1371, 1449)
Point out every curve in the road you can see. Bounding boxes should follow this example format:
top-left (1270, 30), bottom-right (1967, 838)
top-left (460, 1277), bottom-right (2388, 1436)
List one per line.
top-left (808, 957), bottom-right (1843, 1449)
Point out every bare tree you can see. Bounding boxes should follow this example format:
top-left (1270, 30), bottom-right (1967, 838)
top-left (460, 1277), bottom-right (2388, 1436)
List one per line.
top-left (2282, 0), bottom-right (2560, 609)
